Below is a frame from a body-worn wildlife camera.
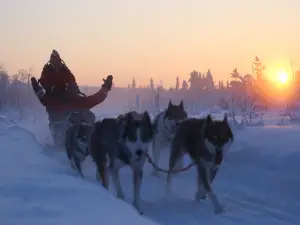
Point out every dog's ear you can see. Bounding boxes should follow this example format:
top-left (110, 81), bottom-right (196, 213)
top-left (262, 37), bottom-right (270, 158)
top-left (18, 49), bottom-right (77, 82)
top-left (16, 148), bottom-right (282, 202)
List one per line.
top-left (127, 112), bottom-right (134, 122)
top-left (116, 113), bottom-right (128, 129)
top-left (119, 112), bottom-right (133, 126)
top-left (179, 100), bottom-right (184, 108)
top-left (142, 111), bottom-right (154, 137)
top-left (142, 111), bottom-right (151, 124)
top-left (168, 99), bottom-right (172, 107)
top-left (201, 114), bottom-right (213, 135)
top-left (117, 113), bottom-right (124, 120)
top-left (223, 113), bottom-right (228, 123)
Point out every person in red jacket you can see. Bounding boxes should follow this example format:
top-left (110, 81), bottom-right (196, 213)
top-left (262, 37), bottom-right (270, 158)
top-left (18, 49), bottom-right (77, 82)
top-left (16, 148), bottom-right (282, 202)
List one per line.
top-left (32, 49), bottom-right (113, 146)
top-left (39, 49), bottom-right (80, 99)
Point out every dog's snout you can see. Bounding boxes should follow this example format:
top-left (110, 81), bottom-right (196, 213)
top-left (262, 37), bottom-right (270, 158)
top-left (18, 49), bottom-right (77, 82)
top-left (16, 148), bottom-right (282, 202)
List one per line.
top-left (136, 149), bottom-right (143, 157)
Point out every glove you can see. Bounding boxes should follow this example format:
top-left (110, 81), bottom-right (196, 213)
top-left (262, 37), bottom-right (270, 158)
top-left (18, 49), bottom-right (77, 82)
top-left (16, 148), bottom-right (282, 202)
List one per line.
top-left (102, 75), bottom-right (113, 91)
top-left (31, 77), bottom-right (45, 98)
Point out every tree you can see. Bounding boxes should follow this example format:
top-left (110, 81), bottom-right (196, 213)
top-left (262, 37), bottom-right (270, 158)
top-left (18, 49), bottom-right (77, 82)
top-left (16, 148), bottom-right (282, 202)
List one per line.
top-left (168, 87), bottom-right (174, 92)
top-left (150, 78), bottom-right (154, 89)
top-left (218, 80), bottom-right (224, 90)
top-left (244, 74), bottom-right (255, 86)
top-left (230, 68), bottom-right (242, 81)
top-left (182, 80), bottom-right (188, 90)
top-left (131, 78), bottom-right (136, 89)
top-left (175, 76), bottom-right (179, 90)
top-left (188, 71), bottom-right (199, 89)
top-left (205, 69), bottom-right (214, 91)
top-left (188, 70), bottom-right (199, 90)
top-left (0, 69), bottom-right (9, 85)
top-left (229, 68), bottom-right (256, 95)
top-left (18, 69), bottom-right (32, 89)
top-left (0, 68), bottom-right (9, 95)
top-left (157, 80), bottom-right (164, 91)
top-left (226, 80), bottom-right (230, 89)
top-left (221, 81), bottom-right (224, 89)
top-left (252, 56), bottom-right (265, 82)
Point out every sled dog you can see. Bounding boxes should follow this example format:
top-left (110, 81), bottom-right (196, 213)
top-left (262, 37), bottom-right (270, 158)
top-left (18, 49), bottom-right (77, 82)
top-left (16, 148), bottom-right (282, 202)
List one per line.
top-left (166, 114), bottom-right (233, 214)
top-left (64, 112), bottom-right (94, 176)
top-left (151, 100), bottom-right (187, 176)
top-left (89, 111), bottom-right (154, 214)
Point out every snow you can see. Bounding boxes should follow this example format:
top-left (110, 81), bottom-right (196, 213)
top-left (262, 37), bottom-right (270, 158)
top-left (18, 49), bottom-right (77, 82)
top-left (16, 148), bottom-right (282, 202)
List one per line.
top-left (0, 125), bottom-right (160, 225)
top-left (1, 110), bottom-right (300, 225)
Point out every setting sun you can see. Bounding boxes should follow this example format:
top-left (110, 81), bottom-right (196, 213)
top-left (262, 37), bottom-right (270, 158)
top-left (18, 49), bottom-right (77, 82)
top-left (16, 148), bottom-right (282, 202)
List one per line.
top-left (277, 71), bottom-right (288, 84)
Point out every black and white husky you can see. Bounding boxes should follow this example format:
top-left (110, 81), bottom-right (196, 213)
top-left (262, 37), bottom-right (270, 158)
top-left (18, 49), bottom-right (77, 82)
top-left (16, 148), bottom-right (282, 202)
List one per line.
top-left (89, 111), bottom-right (154, 214)
top-left (166, 114), bottom-right (234, 214)
top-left (151, 100), bottom-right (188, 176)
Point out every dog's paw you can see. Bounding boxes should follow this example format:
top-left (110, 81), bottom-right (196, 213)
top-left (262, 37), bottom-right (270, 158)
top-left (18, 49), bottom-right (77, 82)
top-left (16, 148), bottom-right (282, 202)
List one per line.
top-left (133, 201), bottom-right (143, 215)
top-left (214, 205), bottom-right (225, 214)
top-left (135, 206), bottom-right (144, 215)
top-left (78, 170), bottom-right (84, 177)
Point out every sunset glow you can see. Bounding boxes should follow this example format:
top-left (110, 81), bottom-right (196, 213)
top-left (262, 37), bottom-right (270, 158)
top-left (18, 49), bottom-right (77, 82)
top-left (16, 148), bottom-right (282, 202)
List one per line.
top-left (1, 2), bottom-right (300, 224)
top-left (0, 1), bottom-right (299, 87)
top-left (277, 71), bottom-right (288, 84)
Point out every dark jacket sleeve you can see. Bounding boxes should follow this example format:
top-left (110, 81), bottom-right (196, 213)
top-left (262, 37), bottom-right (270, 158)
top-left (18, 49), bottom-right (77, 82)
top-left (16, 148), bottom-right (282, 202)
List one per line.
top-left (39, 66), bottom-right (51, 92)
top-left (38, 88), bottom-right (108, 111)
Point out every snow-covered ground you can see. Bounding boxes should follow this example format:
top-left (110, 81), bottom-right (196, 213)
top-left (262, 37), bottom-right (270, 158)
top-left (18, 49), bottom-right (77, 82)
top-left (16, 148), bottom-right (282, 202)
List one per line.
top-left (1, 109), bottom-right (300, 225)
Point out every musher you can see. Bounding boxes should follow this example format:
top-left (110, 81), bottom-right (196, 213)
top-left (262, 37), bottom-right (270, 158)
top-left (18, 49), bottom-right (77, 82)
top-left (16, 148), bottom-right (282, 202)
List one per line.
top-left (31, 49), bottom-right (113, 145)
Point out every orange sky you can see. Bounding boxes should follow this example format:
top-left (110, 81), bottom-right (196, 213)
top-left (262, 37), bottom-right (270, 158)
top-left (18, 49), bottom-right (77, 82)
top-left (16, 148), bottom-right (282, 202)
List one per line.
top-left (1, 0), bottom-right (299, 88)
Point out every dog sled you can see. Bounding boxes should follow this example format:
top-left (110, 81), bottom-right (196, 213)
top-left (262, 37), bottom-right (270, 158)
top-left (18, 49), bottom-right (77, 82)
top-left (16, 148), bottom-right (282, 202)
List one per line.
top-left (46, 91), bottom-right (97, 147)
top-left (49, 110), bottom-right (94, 147)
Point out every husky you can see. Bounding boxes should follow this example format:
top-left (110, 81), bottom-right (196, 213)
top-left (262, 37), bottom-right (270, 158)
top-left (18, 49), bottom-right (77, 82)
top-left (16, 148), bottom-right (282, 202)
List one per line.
top-left (151, 99), bottom-right (187, 176)
top-left (89, 111), bottom-right (154, 214)
top-left (64, 112), bottom-right (94, 176)
top-left (166, 114), bottom-right (234, 214)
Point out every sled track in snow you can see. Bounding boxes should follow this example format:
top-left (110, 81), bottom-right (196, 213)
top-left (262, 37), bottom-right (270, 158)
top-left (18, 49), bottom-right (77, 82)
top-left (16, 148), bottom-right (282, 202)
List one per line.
top-left (42, 146), bottom-right (300, 225)
top-left (222, 195), bottom-right (300, 225)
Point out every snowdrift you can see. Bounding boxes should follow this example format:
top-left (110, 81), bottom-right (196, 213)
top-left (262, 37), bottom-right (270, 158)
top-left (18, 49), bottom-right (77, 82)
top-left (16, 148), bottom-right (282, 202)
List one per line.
top-left (0, 126), bottom-right (161, 225)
